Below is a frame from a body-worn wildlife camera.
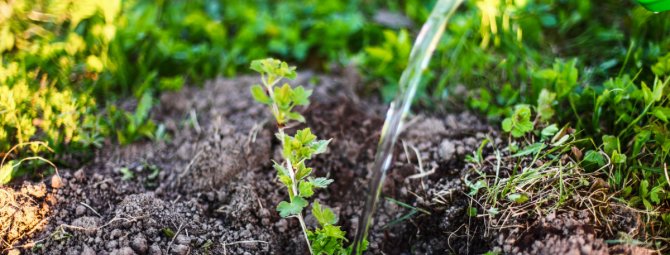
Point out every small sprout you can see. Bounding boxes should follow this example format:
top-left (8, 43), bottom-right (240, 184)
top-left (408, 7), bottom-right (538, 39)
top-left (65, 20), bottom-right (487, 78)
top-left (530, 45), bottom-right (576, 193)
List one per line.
top-left (250, 58), bottom-right (356, 254)
top-left (162, 227), bottom-right (175, 238)
top-left (119, 167), bottom-right (134, 181)
top-left (507, 193), bottom-right (529, 204)
top-left (502, 104), bottom-right (534, 138)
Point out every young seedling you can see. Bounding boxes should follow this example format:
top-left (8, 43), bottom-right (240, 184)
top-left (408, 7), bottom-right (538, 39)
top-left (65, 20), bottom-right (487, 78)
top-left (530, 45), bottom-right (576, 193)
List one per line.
top-left (251, 58), bottom-right (357, 254)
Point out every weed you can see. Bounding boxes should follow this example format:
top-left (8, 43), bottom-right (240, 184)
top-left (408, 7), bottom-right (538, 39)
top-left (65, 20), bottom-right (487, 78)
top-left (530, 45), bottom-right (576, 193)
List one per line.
top-left (251, 58), bottom-right (363, 254)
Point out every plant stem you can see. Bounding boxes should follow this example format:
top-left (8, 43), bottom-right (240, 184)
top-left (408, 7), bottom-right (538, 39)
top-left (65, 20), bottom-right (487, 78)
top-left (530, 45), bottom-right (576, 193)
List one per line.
top-left (270, 90), bottom-right (313, 254)
top-left (279, 127), bottom-right (314, 254)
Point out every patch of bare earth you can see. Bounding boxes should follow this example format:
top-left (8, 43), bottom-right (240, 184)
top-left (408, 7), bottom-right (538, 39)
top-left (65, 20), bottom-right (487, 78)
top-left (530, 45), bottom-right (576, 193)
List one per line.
top-left (1, 72), bottom-right (652, 254)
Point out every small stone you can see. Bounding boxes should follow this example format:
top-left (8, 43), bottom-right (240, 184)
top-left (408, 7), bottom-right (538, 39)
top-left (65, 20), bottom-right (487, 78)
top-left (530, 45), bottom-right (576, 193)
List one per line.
top-left (81, 245), bottom-right (96, 255)
top-left (149, 245), bottom-right (162, 255)
top-left (76, 205), bottom-right (87, 216)
top-left (106, 240), bottom-right (119, 250)
top-left (7, 249), bottom-right (20, 255)
top-left (171, 244), bottom-right (189, 255)
top-left (438, 140), bottom-right (456, 161)
top-left (111, 229), bottom-right (123, 239)
top-left (176, 234), bottom-right (191, 245)
top-left (51, 175), bottom-right (64, 189)
top-left (118, 247), bottom-right (136, 255)
top-left (131, 235), bottom-right (148, 254)
top-left (74, 169), bottom-right (86, 182)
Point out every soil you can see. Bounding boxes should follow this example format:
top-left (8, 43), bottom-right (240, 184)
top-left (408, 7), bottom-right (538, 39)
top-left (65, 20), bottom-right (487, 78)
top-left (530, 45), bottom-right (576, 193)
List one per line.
top-left (1, 72), bottom-right (651, 254)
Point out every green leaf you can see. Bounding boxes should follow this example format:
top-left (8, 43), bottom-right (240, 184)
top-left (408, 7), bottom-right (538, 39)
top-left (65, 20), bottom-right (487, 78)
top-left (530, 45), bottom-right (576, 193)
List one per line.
top-left (467, 207), bottom-right (477, 217)
top-left (274, 84), bottom-right (293, 109)
top-left (273, 161), bottom-right (290, 177)
top-left (312, 139), bottom-right (331, 155)
top-left (541, 124), bottom-right (559, 139)
top-left (321, 225), bottom-right (346, 239)
top-left (295, 161), bottom-right (312, 180)
top-left (611, 150), bottom-right (627, 164)
top-left (507, 193), bottom-right (529, 204)
top-left (502, 105), bottom-right (534, 138)
top-left (641, 81), bottom-right (654, 105)
top-left (501, 118), bottom-right (512, 132)
top-left (310, 177), bottom-right (334, 188)
top-left (120, 167), bottom-right (134, 181)
top-left (652, 107), bottom-right (670, 122)
top-left (643, 198), bottom-right (653, 211)
top-left (511, 143), bottom-right (545, 157)
top-left (649, 186), bottom-right (663, 204)
top-left (299, 181), bottom-right (314, 197)
top-left (551, 134), bottom-right (570, 147)
top-left (0, 161), bottom-right (15, 184)
top-left (295, 128), bottom-right (317, 145)
top-left (640, 180), bottom-right (649, 198)
top-left (601, 135), bottom-right (619, 155)
top-left (134, 91), bottom-right (154, 125)
top-left (292, 86), bottom-right (312, 106)
top-left (583, 150), bottom-right (605, 166)
top-left (286, 112), bottom-right (305, 122)
top-left (250, 84), bottom-right (272, 104)
top-left (312, 201), bottom-right (338, 226)
top-left (277, 197), bottom-right (308, 218)
top-left (537, 89), bottom-right (556, 121)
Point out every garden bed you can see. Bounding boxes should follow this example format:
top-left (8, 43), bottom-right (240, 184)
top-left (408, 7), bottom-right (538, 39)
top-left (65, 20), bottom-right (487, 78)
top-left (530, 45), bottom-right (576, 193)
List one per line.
top-left (3, 73), bottom-right (648, 254)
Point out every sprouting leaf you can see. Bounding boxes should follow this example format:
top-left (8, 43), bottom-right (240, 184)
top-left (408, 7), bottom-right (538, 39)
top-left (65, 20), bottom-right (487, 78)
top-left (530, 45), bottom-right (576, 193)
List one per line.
top-left (299, 181), bottom-right (314, 197)
top-left (511, 143), bottom-right (545, 157)
top-left (273, 161), bottom-right (290, 177)
top-left (294, 162), bottom-right (312, 180)
top-left (119, 167), bottom-right (134, 181)
top-left (507, 193), bottom-right (529, 204)
top-left (502, 105), bottom-right (534, 138)
top-left (277, 197), bottom-right (308, 218)
top-left (611, 150), bottom-right (627, 164)
top-left (465, 179), bottom-right (486, 196)
top-left (583, 150), bottom-right (605, 166)
top-left (652, 107), bottom-right (670, 122)
top-left (295, 128), bottom-right (317, 145)
top-left (249, 58), bottom-right (297, 80)
top-left (541, 124), bottom-right (559, 139)
top-left (0, 161), bottom-right (16, 184)
top-left (601, 135), bottom-right (619, 155)
top-left (310, 177), bottom-right (334, 188)
top-left (312, 201), bottom-right (338, 226)
top-left (537, 89), bottom-right (556, 121)
top-left (633, 130), bottom-right (651, 156)
top-left (312, 139), bottom-right (331, 154)
top-left (551, 134), bottom-right (570, 147)
top-left (640, 180), bottom-right (649, 198)
top-left (321, 225), bottom-right (346, 239)
top-left (649, 186), bottom-right (663, 204)
top-left (641, 81), bottom-right (654, 105)
top-left (250, 84), bottom-right (272, 104)
top-left (652, 53), bottom-right (670, 76)
top-left (292, 86), bottom-right (312, 106)
top-left (467, 207), bottom-right (477, 217)
top-left (286, 112), bottom-right (305, 122)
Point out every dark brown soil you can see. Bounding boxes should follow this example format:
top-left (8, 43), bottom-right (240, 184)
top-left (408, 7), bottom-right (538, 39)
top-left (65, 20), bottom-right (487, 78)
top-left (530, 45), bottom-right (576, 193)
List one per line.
top-left (2, 73), bottom-right (650, 254)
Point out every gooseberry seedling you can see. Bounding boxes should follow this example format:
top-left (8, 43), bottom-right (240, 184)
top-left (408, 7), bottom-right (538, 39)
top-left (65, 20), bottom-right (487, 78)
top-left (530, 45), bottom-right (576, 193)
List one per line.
top-left (251, 58), bottom-right (357, 254)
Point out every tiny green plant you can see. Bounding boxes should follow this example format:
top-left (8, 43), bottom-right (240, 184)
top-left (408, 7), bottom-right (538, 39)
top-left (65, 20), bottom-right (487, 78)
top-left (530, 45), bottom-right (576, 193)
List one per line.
top-left (250, 58), bottom-right (360, 254)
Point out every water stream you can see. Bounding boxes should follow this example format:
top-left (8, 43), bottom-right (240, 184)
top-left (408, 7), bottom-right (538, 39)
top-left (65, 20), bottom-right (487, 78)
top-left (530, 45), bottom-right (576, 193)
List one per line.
top-left (351, 0), bottom-right (464, 253)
